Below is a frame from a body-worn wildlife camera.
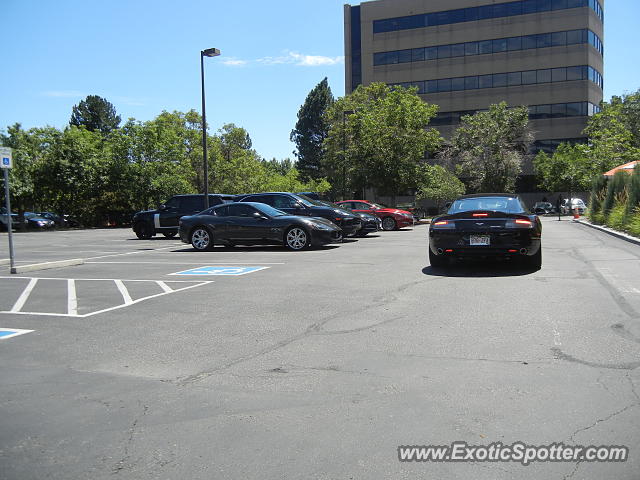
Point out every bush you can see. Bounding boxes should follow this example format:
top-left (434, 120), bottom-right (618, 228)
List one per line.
top-left (589, 174), bottom-right (608, 216)
top-left (627, 208), bottom-right (640, 237)
top-left (603, 170), bottom-right (628, 215)
top-left (626, 163), bottom-right (640, 217)
top-left (607, 195), bottom-right (628, 231)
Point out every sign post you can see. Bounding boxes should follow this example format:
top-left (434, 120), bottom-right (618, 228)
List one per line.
top-left (1, 147), bottom-right (16, 274)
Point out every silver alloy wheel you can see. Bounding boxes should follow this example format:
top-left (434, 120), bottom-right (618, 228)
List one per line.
top-left (286, 227), bottom-right (307, 250)
top-left (191, 228), bottom-right (211, 250)
top-left (382, 217), bottom-right (396, 231)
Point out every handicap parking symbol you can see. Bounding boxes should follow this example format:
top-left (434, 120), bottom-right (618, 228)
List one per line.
top-left (0, 328), bottom-right (34, 340)
top-left (170, 266), bottom-right (269, 276)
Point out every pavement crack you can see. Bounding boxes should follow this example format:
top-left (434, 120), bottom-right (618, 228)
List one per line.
top-left (562, 461), bottom-right (582, 480)
top-left (551, 347), bottom-right (640, 370)
top-left (569, 403), bottom-right (638, 444)
top-left (112, 403), bottom-right (148, 475)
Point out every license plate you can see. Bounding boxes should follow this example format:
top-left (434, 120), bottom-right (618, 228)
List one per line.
top-left (470, 235), bottom-right (490, 246)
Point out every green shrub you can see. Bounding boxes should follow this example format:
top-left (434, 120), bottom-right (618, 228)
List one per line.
top-left (627, 207), bottom-right (640, 237)
top-left (603, 170), bottom-right (629, 215)
top-left (607, 196), bottom-right (628, 231)
top-left (626, 163), bottom-right (640, 217)
top-left (588, 190), bottom-right (607, 224)
top-left (589, 174), bottom-right (608, 215)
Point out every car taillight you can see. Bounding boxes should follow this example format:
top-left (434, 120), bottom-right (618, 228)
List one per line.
top-left (515, 219), bottom-right (532, 226)
top-left (506, 218), bottom-right (533, 228)
top-left (434, 220), bottom-right (448, 225)
top-left (432, 220), bottom-right (455, 229)
top-left (472, 213), bottom-right (489, 217)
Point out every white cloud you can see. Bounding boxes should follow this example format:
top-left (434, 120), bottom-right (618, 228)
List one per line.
top-left (251, 51), bottom-right (345, 67)
top-left (222, 58), bottom-right (248, 66)
top-left (41, 90), bottom-right (84, 98)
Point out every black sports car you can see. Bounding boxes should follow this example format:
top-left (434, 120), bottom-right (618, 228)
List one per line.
top-left (179, 202), bottom-right (343, 251)
top-left (315, 200), bottom-right (381, 236)
top-left (428, 194), bottom-right (542, 269)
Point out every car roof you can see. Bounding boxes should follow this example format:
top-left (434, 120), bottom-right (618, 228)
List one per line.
top-left (339, 199), bottom-right (369, 202)
top-left (173, 193), bottom-right (233, 197)
top-left (457, 193), bottom-right (521, 199)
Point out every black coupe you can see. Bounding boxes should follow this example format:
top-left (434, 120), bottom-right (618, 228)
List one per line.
top-left (428, 194), bottom-right (542, 269)
top-left (179, 202), bottom-right (343, 251)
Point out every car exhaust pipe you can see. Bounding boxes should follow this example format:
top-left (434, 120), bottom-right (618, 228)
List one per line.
top-left (520, 248), bottom-right (527, 255)
top-left (437, 248), bottom-right (444, 255)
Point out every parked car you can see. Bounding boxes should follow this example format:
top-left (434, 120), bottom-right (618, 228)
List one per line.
top-left (0, 207), bottom-right (20, 231)
top-left (132, 194), bottom-right (235, 239)
top-left (532, 202), bottom-right (554, 215)
top-left (179, 202), bottom-right (343, 251)
top-left (560, 198), bottom-right (587, 215)
top-left (335, 200), bottom-right (414, 231)
top-left (315, 200), bottom-right (381, 236)
top-left (24, 212), bottom-right (55, 229)
top-left (237, 192), bottom-right (362, 237)
top-left (38, 212), bottom-right (69, 227)
top-left (428, 194), bottom-right (542, 269)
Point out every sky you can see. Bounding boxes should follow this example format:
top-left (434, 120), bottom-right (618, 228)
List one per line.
top-left (3, 0), bottom-right (640, 161)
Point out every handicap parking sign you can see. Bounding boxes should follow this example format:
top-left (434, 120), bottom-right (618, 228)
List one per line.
top-left (170, 266), bottom-right (269, 276)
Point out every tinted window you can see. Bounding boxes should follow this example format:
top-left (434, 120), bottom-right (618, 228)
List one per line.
top-left (437, 45), bottom-right (451, 59)
top-left (212, 205), bottom-right (228, 216)
top-left (492, 73), bottom-right (508, 87)
top-left (465, 76), bottom-right (479, 90)
top-left (180, 196), bottom-right (204, 211)
top-left (465, 42), bottom-right (478, 56)
top-left (507, 72), bottom-right (522, 86)
top-left (566, 66), bottom-right (584, 80)
top-left (552, 67), bottom-right (567, 82)
top-left (254, 204), bottom-right (287, 217)
top-left (479, 40), bottom-right (492, 55)
top-left (537, 69), bottom-right (552, 83)
top-left (451, 77), bottom-right (465, 91)
top-left (412, 48), bottom-right (425, 62)
top-left (227, 204), bottom-right (257, 217)
top-left (492, 38), bottom-right (508, 53)
top-left (437, 78), bottom-right (452, 92)
top-left (507, 37), bottom-right (522, 51)
top-left (271, 195), bottom-right (298, 209)
top-left (537, 33), bottom-right (552, 48)
top-left (479, 75), bottom-right (493, 89)
top-left (398, 49), bottom-right (412, 63)
top-left (449, 196), bottom-right (525, 214)
top-left (522, 70), bottom-right (537, 84)
top-left (552, 31), bottom-right (567, 46)
top-left (451, 43), bottom-right (465, 57)
top-left (522, 35), bottom-right (537, 50)
top-left (164, 197), bottom-right (179, 209)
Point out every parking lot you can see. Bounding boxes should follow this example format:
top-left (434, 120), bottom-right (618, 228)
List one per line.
top-left (1, 219), bottom-right (639, 479)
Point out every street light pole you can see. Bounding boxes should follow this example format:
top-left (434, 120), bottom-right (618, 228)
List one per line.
top-left (200, 47), bottom-right (220, 209)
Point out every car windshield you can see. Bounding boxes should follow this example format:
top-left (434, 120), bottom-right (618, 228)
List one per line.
top-left (295, 194), bottom-right (322, 207)
top-left (254, 203), bottom-right (287, 217)
top-left (448, 196), bottom-right (525, 214)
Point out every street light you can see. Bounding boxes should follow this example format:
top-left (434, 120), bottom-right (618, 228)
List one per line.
top-left (342, 110), bottom-right (355, 200)
top-left (201, 47), bottom-right (221, 209)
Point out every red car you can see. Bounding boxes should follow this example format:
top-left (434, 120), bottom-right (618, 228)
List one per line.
top-left (336, 200), bottom-right (414, 231)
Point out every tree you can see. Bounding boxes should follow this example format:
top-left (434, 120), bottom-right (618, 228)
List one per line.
top-left (70, 95), bottom-right (121, 134)
top-left (603, 170), bottom-right (628, 215)
top-left (290, 78), bottom-right (334, 180)
top-left (440, 102), bottom-right (533, 193)
top-left (533, 143), bottom-right (595, 193)
top-left (324, 83), bottom-right (441, 203)
top-left (627, 164), bottom-right (640, 217)
top-left (416, 164), bottom-right (465, 211)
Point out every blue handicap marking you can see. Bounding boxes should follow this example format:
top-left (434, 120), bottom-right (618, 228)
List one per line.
top-left (2, 157), bottom-right (9, 165)
top-left (0, 328), bottom-right (34, 340)
top-left (170, 266), bottom-right (269, 276)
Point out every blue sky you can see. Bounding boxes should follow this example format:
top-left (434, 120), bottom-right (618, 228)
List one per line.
top-left (3, 0), bottom-right (639, 161)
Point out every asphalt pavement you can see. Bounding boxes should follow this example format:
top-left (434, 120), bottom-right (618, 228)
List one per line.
top-left (0, 219), bottom-right (639, 479)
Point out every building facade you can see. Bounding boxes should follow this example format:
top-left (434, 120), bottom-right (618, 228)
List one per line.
top-left (344, 0), bottom-right (604, 190)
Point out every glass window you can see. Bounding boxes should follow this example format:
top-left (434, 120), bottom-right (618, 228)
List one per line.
top-left (537, 33), bottom-right (552, 48)
top-left (506, 2), bottom-right (522, 16)
top-left (566, 66), bottom-right (584, 80)
top-left (551, 104), bottom-right (567, 117)
top-left (425, 13), bottom-right (437, 27)
top-left (567, 0), bottom-right (584, 6)
top-left (449, 9), bottom-right (465, 23)
top-left (437, 78), bottom-right (452, 92)
top-left (164, 197), bottom-right (179, 209)
top-left (551, 0), bottom-right (569, 10)
top-left (493, 4), bottom-right (507, 17)
top-left (537, 69), bottom-right (552, 83)
top-left (552, 67), bottom-right (567, 82)
top-left (425, 47), bottom-right (438, 60)
top-left (464, 7), bottom-right (479, 21)
top-left (398, 49), bottom-right (412, 63)
top-left (522, 0), bottom-right (538, 14)
top-left (492, 73), bottom-right (507, 87)
top-left (479, 40), bottom-right (492, 54)
top-left (465, 76), bottom-right (479, 90)
top-left (492, 38), bottom-right (508, 53)
top-left (212, 205), bottom-right (228, 216)
top-left (451, 43), bottom-right (465, 57)
top-left (507, 37), bottom-right (522, 51)
top-left (435, 11), bottom-right (450, 25)
top-left (566, 29), bottom-right (583, 45)
top-left (373, 52), bottom-right (387, 66)
top-left (537, 104), bottom-right (551, 119)
top-left (508, 72), bottom-right (522, 86)
top-left (522, 35), bottom-right (537, 50)
top-left (180, 196), bottom-right (205, 211)
top-left (465, 42), bottom-right (479, 56)
top-left (437, 45), bottom-right (451, 59)
top-left (479, 74), bottom-right (493, 89)
top-left (410, 81), bottom-right (425, 94)
top-left (522, 70), bottom-right (537, 84)
top-left (387, 51), bottom-right (399, 64)
top-left (272, 195), bottom-right (298, 209)
top-left (425, 80), bottom-right (438, 93)
top-left (566, 102), bottom-right (584, 116)
top-left (537, 0), bottom-right (552, 11)
top-left (373, 19), bottom-right (394, 34)
top-left (451, 77), bottom-right (465, 91)
top-left (552, 31), bottom-right (567, 46)
top-left (528, 105), bottom-right (538, 118)
top-left (478, 5), bottom-right (493, 19)
top-left (412, 48), bottom-right (425, 62)
top-left (227, 204), bottom-right (257, 217)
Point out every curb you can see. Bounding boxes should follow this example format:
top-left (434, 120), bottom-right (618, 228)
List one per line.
top-left (11, 258), bottom-right (84, 274)
top-left (574, 219), bottom-right (640, 247)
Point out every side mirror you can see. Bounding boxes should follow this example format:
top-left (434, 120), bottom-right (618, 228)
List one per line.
top-left (159, 204), bottom-right (167, 211)
top-left (253, 212), bottom-right (267, 220)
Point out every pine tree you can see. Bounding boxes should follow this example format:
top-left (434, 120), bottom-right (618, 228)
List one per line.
top-left (626, 163), bottom-right (640, 216)
top-left (290, 78), bottom-right (334, 180)
top-left (70, 95), bottom-right (121, 134)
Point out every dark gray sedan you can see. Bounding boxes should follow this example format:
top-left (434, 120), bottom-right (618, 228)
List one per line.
top-left (179, 202), bottom-right (343, 251)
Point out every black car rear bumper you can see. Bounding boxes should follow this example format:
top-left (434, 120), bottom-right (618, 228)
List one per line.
top-left (429, 232), bottom-right (541, 257)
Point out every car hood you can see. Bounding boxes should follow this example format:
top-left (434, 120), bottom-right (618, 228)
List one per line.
top-left (376, 208), bottom-right (411, 215)
top-left (356, 212), bottom-right (378, 221)
top-left (304, 216), bottom-right (341, 229)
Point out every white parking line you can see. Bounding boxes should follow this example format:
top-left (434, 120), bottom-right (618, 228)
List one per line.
top-left (114, 279), bottom-right (133, 305)
top-left (0, 277), bottom-right (212, 318)
top-left (10, 278), bottom-right (38, 313)
top-left (68, 279), bottom-right (78, 315)
top-left (84, 261), bottom-right (286, 265)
